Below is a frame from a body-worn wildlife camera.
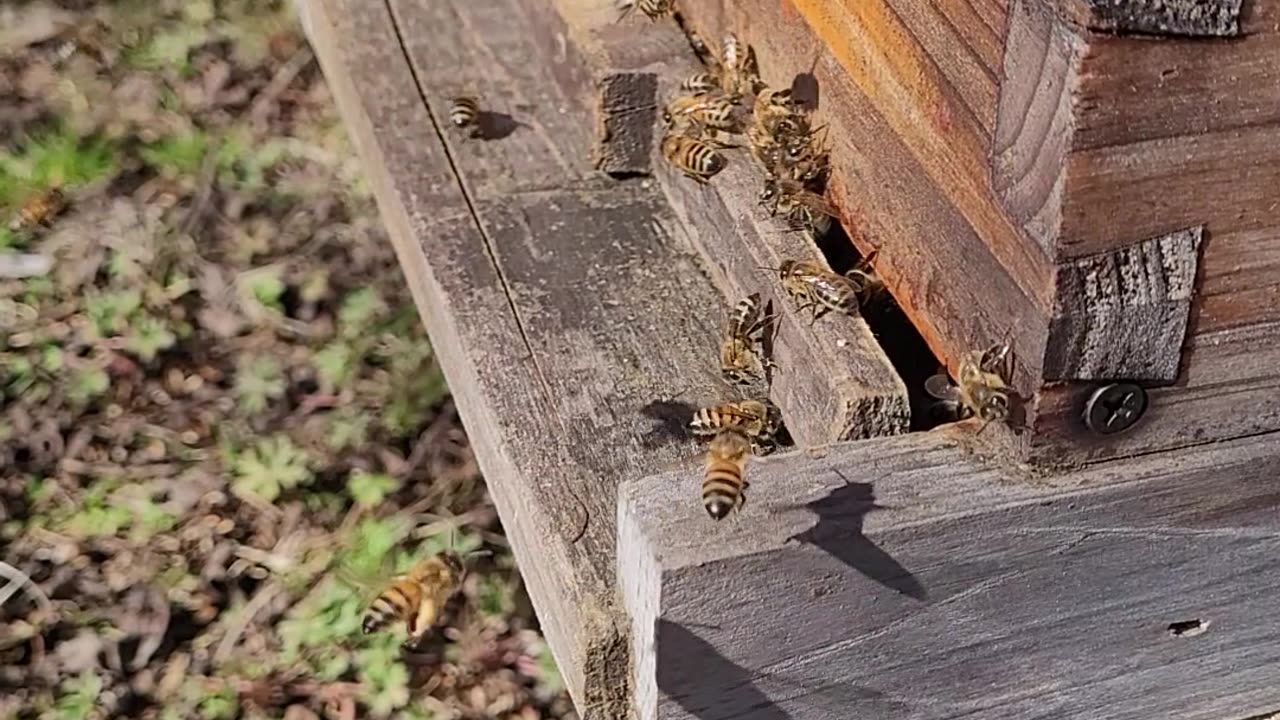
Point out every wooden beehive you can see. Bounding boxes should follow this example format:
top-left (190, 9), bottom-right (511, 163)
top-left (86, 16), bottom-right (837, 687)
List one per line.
top-left (301, 0), bottom-right (1280, 716)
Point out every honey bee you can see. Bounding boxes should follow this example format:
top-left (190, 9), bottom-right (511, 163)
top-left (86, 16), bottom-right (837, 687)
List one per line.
top-left (774, 259), bottom-right (861, 322)
top-left (362, 551), bottom-right (465, 643)
top-left (719, 292), bottom-right (776, 384)
top-left (680, 72), bottom-right (721, 96)
top-left (8, 187), bottom-right (68, 233)
top-left (690, 399), bottom-right (781, 454)
top-left (924, 343), bottom-right (1013, 432)
top-left (663, 94), bottom-right (739, 137)
top-left (449, 96), bottom-right (482, 137)
top-left (759, 176), bottom-right (838, 235)
top-left (718, 33), bottom-right (759, 98)
top-left (702, 426), bottom-right (753, 520)
top-left (661, 132), bottom-right (727, 184)
top-left (617, 0), bottom-right (675, 22)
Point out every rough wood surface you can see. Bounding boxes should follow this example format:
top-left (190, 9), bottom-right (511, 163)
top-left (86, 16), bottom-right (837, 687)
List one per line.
top-left (1060, 0), bottom-right (1245, 35)
top-left (1044, 226), bottom-right (1202, 382)
top-left (652, 142), bottom-right (911, 444)
top-left (620, 430), bottom-right (1280, 719)
top-left (304, 0), bottom-right (753, 714)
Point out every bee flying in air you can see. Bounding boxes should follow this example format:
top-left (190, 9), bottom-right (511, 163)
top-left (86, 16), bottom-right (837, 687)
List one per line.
top-left (362, 550), bottom-right (467, 644)
top-left (759, 175), bottom-right (838, 235)
top-left (617, 0), bottom-right (675, 22)
top-left (773, 259), bottom-right (863, 323)
top-left (8, 187), bottom-right (68, 233)
top-left (449, 96), bottom-right (483, 137)
top-left (690, 399), bottom-right (781, 454)
top-left (719, 292), bottom-right (777, 384)
top-left (924, 342), bottom-right (1013, 433)
top-left (661, 132), bottom-right (727, 184)
top-left (702, 426), bottom-right (753, 520)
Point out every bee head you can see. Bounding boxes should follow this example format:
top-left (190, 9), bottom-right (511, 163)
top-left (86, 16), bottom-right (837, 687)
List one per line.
top-left (758, 179), bottom-right (779, 205)
top-left (980, 394), bottom-right (1009, 422)
top-left (705, 498), bottom-right (734, 521)
top-left (777, 259), bottom-right (797, 278)
top-left (661, 106), bottom-right (674, 125)
top-left (439, 550), bottom-right (466, 577)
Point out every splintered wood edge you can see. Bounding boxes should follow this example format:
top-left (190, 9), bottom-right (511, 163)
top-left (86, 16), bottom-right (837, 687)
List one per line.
top-left (618, 431), bottom-right (1280, 719)
top-left (1058, 0), bottom-right (1245, 35)
top-left (1045, 226), bottom-right (1203, 382)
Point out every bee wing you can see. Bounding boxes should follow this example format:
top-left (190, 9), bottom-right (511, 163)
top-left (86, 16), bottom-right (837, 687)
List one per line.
top-left (923, 374), bottom-right (963, 402)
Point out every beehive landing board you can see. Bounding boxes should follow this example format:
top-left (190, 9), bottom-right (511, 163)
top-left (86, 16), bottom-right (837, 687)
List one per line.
top-left (671, 0), bottom-right (1280, 465)
top-left (619, 429), bottom-right (1280, 720)
top-left (299, 0), bottom-right (911, 714)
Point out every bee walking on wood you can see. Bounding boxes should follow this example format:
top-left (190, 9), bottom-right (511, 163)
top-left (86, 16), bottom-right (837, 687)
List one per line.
top-left (717, 33), bottom-right (759, 98)
top-left (773, 259), bottom-right (863, 323)
top-left (680, 72), bottom-right (721, 96)
top-left (924, 343), bottom-right (1013, 433)
top-left (702, 426), bottom-right (753, 520)
top-left (8, 187), bottom-right (68, 233)
top-left (690, 399), bottom-right (781, 455)
top-left (362, 550), bottom-right (466, 643)
top-left (759, 176), bottom-right (838, 235)
top-left (661, 132), bottom-right (727, 184)
top-left (449, 96), bottom-right (482, 137)
top-left (617, 0), bottom-right (674, 22)
top-left (719, 293), bottom-right (777, 384)
top-left (663, 94), bottom-right (740, 144)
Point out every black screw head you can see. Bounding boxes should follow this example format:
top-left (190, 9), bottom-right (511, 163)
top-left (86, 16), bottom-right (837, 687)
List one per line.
top-left (1084, 383), bottom-right (1149, 435)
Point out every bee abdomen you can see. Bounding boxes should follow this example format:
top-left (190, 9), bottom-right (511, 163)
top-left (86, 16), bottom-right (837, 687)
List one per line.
top-left (362, 584), bottom-right (414, 634)
top-left (702, 463), bottom-right (745, 520)
top-left (449, 97), bottom-right (480, 128)
top-left (681, 72), bottom-right (719, 94)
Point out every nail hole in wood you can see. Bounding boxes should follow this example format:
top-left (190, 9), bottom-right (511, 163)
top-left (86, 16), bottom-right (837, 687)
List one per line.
top-left (1167, 619), bottom-right (1207, 637)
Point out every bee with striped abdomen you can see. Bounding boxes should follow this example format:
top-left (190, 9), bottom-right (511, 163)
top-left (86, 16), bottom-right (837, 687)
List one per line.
top-left (719, 293), bottom-right (776, 385)
top-left (680, 72), bottom-right (721, 96)
top-left (759, 176), bottom-right (838, 235)
top-left (8, 187), bottom-right (68, 233)
top-left (663, 94), bottom-right (739, 141)
top-left (362, 550), bottom-right (466, 643)
top-left (775, 259), bottom-right (862, 323)
top-left (702, 426), bottom-right (753, 520)
top-left (690, 399), bottom-right (781, 455)
top-left (617, 0), bottom-right (674, 22)
top-left (449, 96), bottom-right (482, 137)
top-left (924, 343), bottom-right (1013, 433)
top-left (718, 33), bottom-right (759, 98)
top-left (661, 132), bottom-right (726, 184)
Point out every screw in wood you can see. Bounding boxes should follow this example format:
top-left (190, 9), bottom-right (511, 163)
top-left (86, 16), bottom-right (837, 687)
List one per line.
top-left (1083, 383), bottom-right (1148, 435)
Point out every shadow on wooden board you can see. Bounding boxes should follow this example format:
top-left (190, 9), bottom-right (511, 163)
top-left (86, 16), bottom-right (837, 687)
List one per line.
top-left (787, 476), bottom-right (928, 601)
top-left (656, 619), bottom-right (793, 720)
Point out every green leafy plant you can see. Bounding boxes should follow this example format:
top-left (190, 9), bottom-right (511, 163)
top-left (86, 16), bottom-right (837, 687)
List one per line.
top-left (326, 408), bottom-right (371, 451)
top-left (123, 314), bottom-right (177, 362)
top-left (313, 341), bottom-right (356, 389)
top-left (85, 290), bottom-right (143, 337)
top-left (234, 355), bottom-right (286, 414)
top-left (51, 672), bottom-right (102, 720)
top-left (68, 367), bottom-right (111, 405)
top-left (338, 288), bottom-right (387, 336)
top-left (0, 128), bottom-right (119, 209)
top-left (60, 478), bottom-right (131, 539)
top-left (230, 435), bottom-right (313, 502)
top-left (242, 268), bottom-right (286, 312)
top-left (140, 130), bottom-right (210, 178)
top-left (348, 471), bottom-right (400, 509)
top-left (356, 632), bottom-right (411, 717)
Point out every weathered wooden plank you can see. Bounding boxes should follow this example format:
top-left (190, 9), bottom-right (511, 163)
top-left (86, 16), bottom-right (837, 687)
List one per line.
top-left (1029, 320), bottom-right (1280, 463)
top-left (673, 0), bottom-right (1053, 420)
top-left (620, 430), bottom-right (1280, 719)
top-left (304, 0), bottom-right (745, 715)
top-left (1044, 226), bottom-right (1202, 382)
top-left (652, 141), bottom-right (911, 444)
top-left (1056, 0), bottom-right (1246, 35)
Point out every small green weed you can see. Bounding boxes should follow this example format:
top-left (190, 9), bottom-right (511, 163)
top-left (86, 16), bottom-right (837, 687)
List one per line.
top-left (234, 355), bottom-right (286, 414)
top-left (140, 130), bottom-right (210, 178)
top-left (357, 633), bottom-right (412, 718)
top-left (229, 435), bottom-right (313, 502)
top-left (348, 471), bottom-right (400, 510)
top-left (51, 672), bottom-right (102, 720)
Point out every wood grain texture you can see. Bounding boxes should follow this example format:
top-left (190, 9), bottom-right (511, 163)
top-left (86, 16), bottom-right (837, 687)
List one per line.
top-left (1029, 320), bottom-right (1280, 463)
top-left (652, 142), bottom-right (911, 445)
top-left (619, 430), bottom-right (1280, 719)
top-left (991, 0), bottom-right (1083, 255)
top-left (1060, 0), bottom-right (1245, 35)
top-left (1044, 226), bottom-right (1202, 382)
top-left (305, 0), bottom-right (742, 714)
top-left (672, 0), bottom-right (1053, 425)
